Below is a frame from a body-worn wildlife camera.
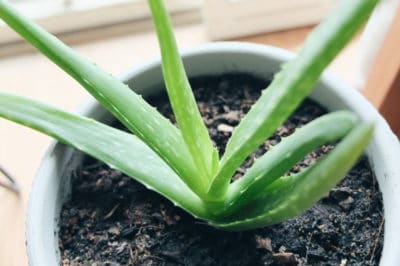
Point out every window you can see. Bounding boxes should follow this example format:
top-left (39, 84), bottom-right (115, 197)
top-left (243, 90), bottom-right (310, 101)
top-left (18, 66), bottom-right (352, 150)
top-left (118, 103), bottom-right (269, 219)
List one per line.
top-left (0, 0), bottom-right (201, 47)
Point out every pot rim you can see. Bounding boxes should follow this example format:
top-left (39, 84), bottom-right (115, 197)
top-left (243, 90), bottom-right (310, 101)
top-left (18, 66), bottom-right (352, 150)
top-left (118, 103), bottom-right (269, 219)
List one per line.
top-left (26, 41), bottom-right (400, 266)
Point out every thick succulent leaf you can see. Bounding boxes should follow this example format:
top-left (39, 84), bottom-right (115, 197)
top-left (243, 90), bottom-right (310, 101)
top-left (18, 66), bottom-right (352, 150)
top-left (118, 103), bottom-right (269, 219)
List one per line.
top-left (0, 93), bottom-right (212, 220)
top-left (222, 111), bottom-right (358, 215)
top-left (207, 0), bottom-right (379, 199)
top-left (0, 1), bottom-right (204, 195)
top-left (149, 0), bottom-right (219, 185)
top-left (213, 123), bottom-right (374, 230)
top-left (217, 170), bottom-right (308, 224)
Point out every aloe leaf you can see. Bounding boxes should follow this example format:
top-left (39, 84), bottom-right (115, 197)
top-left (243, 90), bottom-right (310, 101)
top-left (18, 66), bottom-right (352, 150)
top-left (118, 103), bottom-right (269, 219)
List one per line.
top-left (222, 111), bottom-right (358, 215)
top-left (0, 1), bottom-right (205, 195)
top-left (207, 0), bottom-right (379, 199)
top-left (149, 0), bottom-right (219, 183)
top-left (214, 123), bottom-right (374, 230)
top-left (214, 170), bottom-right (305, 224)
top-left (0, 92), bottom-right (213, 220)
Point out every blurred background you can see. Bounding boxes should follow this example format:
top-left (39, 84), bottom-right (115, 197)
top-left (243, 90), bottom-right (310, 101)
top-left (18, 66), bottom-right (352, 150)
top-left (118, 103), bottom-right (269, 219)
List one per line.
top-left (0, 0), bottom-right (398, 265)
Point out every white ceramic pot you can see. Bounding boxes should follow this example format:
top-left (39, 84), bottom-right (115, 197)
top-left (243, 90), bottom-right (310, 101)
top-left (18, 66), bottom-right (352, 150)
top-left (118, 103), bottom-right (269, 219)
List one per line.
top-left (360, 0), bottom-right (400, 83)
top-left (26, 42), bottom-right (400, 266)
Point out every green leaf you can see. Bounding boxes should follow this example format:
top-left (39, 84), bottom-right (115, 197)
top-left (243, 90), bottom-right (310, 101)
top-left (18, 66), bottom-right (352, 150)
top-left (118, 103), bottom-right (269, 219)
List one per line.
top-left (207, 0), bottom-right (379, 199)
top-left (0, 92), bottom-right (212, 220)
top-left (222, 111), bottom-right (358, 216)
top-left (213, 122), bottom-right (374, 230)
top-left (149, 0), bottom-right (218, 184)
top-left (0, 1), bottom-right (205, 195)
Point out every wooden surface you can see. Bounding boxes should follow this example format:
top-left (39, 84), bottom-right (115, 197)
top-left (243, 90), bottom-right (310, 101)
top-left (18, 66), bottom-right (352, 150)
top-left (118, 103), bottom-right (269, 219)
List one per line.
top-left (364, 8), bottom-right (400, 137)
top-left (203, 0), bottom-right (337, 40)
top-left (0, 23), bottom-right (361, 266)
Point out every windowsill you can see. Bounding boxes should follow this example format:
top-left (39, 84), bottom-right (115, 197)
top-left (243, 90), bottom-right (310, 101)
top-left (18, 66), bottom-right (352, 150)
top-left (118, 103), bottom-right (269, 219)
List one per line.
top-left (0, 0), bottom-right (201, 57)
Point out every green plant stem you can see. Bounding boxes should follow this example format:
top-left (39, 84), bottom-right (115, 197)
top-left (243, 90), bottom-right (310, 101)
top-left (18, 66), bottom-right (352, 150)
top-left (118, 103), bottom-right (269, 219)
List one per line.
top-left (207, 0), bottom-right (379, 200)
top-left (0, 92), bottom-right (213, 219)
top-left (214, 122), bottom-right (374, 230)
top-left (149, 0), bottom-right (218, 190)
top-left (222, 111), bottom-right (357, 216)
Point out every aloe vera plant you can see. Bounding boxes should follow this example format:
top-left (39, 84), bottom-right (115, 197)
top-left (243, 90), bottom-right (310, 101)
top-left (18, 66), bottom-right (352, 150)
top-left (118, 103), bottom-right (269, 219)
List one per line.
top-left (0, 0), bottom-right (378, 230)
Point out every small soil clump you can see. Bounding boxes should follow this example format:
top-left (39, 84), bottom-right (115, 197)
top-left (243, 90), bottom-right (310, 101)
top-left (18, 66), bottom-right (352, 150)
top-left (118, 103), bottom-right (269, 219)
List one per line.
top-left (59, 74), bottom-right (383, 265)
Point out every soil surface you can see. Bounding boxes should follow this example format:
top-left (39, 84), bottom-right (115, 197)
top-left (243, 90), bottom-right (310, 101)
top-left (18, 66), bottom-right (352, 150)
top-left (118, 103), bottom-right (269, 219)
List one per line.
top-left (59, 74), bottom-right (383, 266)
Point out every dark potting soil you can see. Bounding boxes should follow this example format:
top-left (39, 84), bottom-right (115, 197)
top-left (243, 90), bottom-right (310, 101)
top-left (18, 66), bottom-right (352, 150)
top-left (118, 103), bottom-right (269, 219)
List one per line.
top-left (59, 74), bottom-right (383, 266)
